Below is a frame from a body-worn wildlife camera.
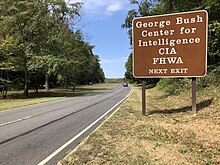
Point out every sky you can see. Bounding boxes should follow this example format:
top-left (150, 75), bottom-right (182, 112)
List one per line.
top-left (67, 0), bottom-right (133, 78)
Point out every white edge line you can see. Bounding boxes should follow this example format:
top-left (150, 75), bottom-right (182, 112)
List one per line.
top-left (37, 87), bottom-right (132, 165)
top-left (62, 87), bottom-right (133, 161)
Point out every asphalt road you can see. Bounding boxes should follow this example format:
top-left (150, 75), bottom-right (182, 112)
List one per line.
top-left (0, 84), bottom-right (131, 165)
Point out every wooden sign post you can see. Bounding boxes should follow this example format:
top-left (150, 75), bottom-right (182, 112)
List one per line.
top-left (132, 10), bottom-right (208, 115)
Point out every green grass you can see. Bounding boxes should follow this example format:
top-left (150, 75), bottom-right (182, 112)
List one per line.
top-left (0, 83), bottom-right (116, 111)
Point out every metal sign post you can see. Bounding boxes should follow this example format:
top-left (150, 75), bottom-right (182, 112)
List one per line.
top-left (192, 77), bottom-right (197, 114)
top-left (142, 80), bottom-right (146, 115)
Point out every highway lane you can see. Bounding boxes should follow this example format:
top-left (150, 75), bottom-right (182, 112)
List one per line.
top-left (0, 84), bottom-right (131, 165)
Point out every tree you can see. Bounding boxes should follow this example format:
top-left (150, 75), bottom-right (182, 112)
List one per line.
top-left (0, 0), bottom-right (105, 97)
top-left (122, 0), bottom-right (153, 83)
top-left (0, 0), bottom-right (51, 96)
top-left (124, 53), bottom-right (135, 83)
top-left (0, 0), bottom-right (83, 95)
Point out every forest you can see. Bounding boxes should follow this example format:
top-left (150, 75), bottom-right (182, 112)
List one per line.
top-left (123, 0), bottom-right (220, 93)
top-left (0, 0), bottom-right (105, 98)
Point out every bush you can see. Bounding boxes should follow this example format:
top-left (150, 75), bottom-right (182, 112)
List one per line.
top-left (197, 66), bottom-right (220, 89)
top-left (157, 78), bottom-right (191, 95)
top-left (157, 66), bottom-right (220, 95)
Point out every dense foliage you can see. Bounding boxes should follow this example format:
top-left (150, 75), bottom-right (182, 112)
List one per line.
top-left (123, 0), bottom-right (220, 92)
top-left (0, 0), bottom-right (105, 98)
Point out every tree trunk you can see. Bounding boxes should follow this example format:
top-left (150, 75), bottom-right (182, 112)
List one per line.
top-left (34, 72), bottom-right (39, 94)
top-left (45, 71), bottom-right (49, 91)
top-left (24, 67), bottom-right (29, 98)
top-left (3, 88), bottom-right (7, 99)
top-left (1, 87), bottom-right (7, 99)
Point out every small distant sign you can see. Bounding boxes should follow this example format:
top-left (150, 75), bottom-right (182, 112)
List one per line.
top-left (132, 10), bottom-right (208, 78)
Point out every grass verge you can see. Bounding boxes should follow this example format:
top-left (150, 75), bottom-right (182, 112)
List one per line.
top-left (0, 83), bottom-right (115, 111)
top-left (60, 85), bottom-right (220, 165)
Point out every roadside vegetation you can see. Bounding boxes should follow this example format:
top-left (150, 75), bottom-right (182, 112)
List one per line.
top-left (0, 83), bottom-right (115, 111)
top-left (0, 0), bottom-right (105, 99)
top-left (60, 84), bottom-right (220, 165)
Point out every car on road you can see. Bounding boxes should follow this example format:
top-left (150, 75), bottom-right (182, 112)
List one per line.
top-left (122, 82), bottom-right (128, 87)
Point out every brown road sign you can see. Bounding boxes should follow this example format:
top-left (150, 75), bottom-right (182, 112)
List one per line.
top-left (132, 10), bottom-right (208, 78)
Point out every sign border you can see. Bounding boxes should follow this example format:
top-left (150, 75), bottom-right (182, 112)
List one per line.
top-left (132, 10), bottom-right (208, 78)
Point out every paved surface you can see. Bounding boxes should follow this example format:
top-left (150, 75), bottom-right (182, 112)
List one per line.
top-left (0, 85), bottom-right (131, 165)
